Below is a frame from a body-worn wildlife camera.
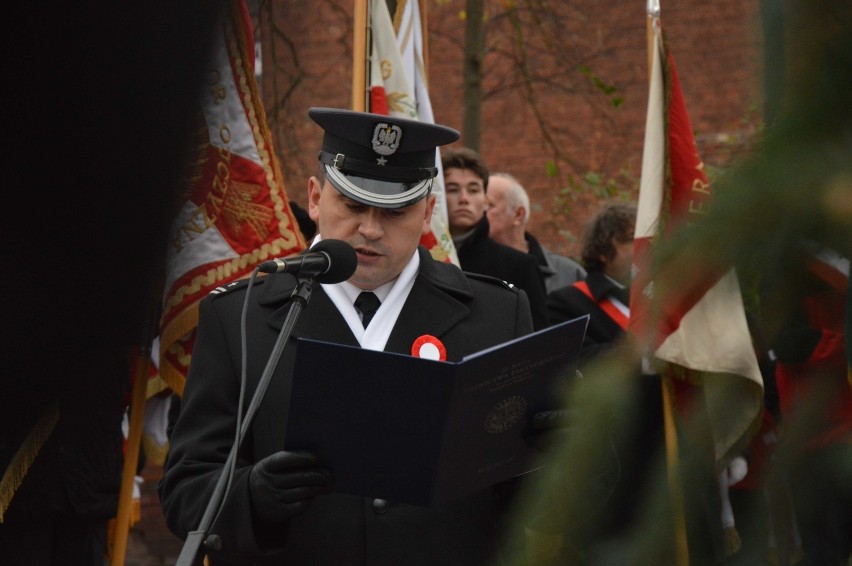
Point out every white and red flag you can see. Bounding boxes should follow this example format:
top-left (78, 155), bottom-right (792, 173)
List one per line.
top-left (159, 0), bottom-right (306, 395)
top-left (630, 13), bottom-right (763, 462)
top-left (368, 0), bottom-right (458, 265)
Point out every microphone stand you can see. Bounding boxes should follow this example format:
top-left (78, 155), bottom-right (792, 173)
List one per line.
top-left (175, 277), bottom-right (314, 566)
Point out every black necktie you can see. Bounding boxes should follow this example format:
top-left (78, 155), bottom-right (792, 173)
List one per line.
top-left (354, 291), bottom-right (381, 328)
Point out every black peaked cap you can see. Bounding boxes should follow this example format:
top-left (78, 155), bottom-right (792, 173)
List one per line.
top-left (309, 107), bottom-right (460, 209)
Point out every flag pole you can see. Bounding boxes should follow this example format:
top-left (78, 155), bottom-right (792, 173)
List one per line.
top-left (419, 0), bottom-right (429, 80)
top-left (109, 345), bottom-right (151, 566)
top-left (352, 0), bottom-right (368, 110)
top-left (646, 0), bottom-right (658, 82)
top-left (661, 369), bottom-right (690, 565)
top-left (646, 1), bottom-right (689, 564)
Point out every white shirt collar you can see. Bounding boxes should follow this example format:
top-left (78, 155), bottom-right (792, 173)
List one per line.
top-left (337, 279), bottom-right (394, 305)
top-left (313, 234), bottom-right (420, 350)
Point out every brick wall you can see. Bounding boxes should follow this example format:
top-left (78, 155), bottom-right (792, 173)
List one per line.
top-left (258, 0), bottom-right (763, 258)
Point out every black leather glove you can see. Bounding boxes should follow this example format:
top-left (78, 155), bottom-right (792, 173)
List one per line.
top-left (524, 408), bottom-right (576, 451)
top-left (525, 370), bottom-right (583, 451)
top-left (248, 450), bottom-right (333, 523)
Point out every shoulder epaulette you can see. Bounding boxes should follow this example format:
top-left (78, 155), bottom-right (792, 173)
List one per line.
top-left (462, 271), bottom-right (520, 293)
top-left (208, 277), bottom-right (255, 297)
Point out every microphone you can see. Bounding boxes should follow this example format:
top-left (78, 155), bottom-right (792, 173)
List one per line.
top-left (258, 239), bottom-right (357, 284)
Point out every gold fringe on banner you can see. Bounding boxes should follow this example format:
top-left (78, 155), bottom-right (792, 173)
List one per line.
top-left (0, 404), bottom-right (60, 522)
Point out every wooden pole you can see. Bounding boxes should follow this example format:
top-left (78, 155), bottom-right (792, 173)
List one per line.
top-left (646, 7), bottom-right (656, 83)
top-left (109, 346), bottom-right (150, 566)
top-left (647, 3), bottom-right (689, 563)
top-left (661, 373), bottom-right (690, 566)
top-left (352, 0), bottom-right (368, 110)
top-left (419, 0), bottom-right (429, 80)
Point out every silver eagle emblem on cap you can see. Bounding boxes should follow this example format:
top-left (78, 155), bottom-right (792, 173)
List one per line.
top-left (371, 123), bottom-right (402, 158)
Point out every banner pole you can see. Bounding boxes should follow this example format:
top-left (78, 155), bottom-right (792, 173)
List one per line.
top-left (352, 0), bottom-right (368, 110)
top-left (647, 2), bottom-right (688, 563)
top-left (109, 345), bottom-right (150, 566)
top-left (661, 371), bottom-right (690, 566)
top-left (419, 0), bottom-right (429, 79)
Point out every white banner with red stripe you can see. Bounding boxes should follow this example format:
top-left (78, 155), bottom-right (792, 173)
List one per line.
top-left (630, 16), bottom-right (763, 461)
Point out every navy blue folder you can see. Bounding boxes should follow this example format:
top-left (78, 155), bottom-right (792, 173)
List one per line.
top-left (285, 315), bottom-right (589, 506)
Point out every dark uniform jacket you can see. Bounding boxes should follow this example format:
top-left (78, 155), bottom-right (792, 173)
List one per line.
top-left (546, 270), bottom-right (628, 362)
top-left (159, 247), bottom-right (534, 565)
top-left (524, 233), bottom-right (586, 295)
top-left (455, 217), bottom-right (549, 330)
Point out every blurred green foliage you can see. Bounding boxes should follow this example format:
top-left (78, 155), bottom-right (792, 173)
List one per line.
top-left (501, 1), bottom-right (851, 564)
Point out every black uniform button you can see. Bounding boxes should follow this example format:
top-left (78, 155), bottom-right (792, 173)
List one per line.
top-left (372, 498), bottom-right (389, 514)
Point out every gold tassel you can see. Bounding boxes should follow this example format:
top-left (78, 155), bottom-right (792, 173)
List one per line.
top-left (0, 404), bottom-right (60, 522)
top-left (130, 496), bottom-right (141, 526)
top-left (722, 525), bottom-right (742, 557)
top-left (141, 434), bottom-right (170, 467)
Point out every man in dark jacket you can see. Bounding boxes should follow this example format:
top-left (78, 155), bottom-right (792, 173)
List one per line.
top-left (442, 147), bottom-right (550, 329)
top-left (547, 203), bottom-right (636, 359)
top-left (159, 109), bottom-right (535, 565)
top-left (486, 172), bottom-right (586, 294)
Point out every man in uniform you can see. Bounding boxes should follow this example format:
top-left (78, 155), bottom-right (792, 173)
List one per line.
top-left (159, 108), bottom-right (535, 565)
